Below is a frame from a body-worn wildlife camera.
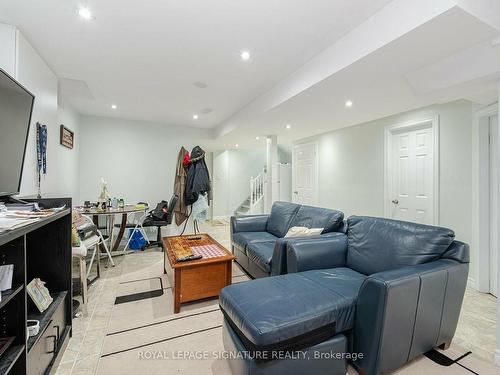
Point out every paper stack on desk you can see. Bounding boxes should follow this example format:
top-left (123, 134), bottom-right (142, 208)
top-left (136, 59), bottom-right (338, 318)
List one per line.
top-left (5, 210), bottom-right (53, 219)
top-left (0, 215), bottom-right (39, 231)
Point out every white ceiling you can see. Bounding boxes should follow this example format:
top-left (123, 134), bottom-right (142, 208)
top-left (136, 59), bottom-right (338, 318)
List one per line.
top-left (1, 0), bottom-right (499, 151)
top-left (0, 0), bottom-right (392, 128)
top-left (212, 4), bottom-right (500, 149)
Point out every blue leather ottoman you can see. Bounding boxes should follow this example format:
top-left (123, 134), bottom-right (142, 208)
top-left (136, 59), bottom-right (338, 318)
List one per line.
top-left (219, 268), bottom-right (364, 375)
top-left (222, 319), bottom-right (347, 375)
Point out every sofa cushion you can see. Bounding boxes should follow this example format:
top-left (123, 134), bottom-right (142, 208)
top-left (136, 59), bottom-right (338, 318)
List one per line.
top-left (299, 267), bottom-right (366, 297)
top-left (219, 267), bottom-right (365, 348)
top-left (246, 241), bottom-right (275, 273)
top-left (289, 205), bottom-right (344, 234)
top-left (266, 201), bottom-right (300, 238)
top-left (232, 232), bottom-right (278, 251)
top-left (346, 216), bottom-right (455, 275)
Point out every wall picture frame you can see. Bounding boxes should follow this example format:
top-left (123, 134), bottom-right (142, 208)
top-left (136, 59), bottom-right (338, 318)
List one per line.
top-left (60, 124), bottom-right (74, 149)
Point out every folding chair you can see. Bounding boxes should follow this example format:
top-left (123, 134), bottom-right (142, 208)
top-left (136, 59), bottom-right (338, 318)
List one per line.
top-left (110, 203), bottom-right (151, 252)
top-left (81, 214), bottom-right (115, 268)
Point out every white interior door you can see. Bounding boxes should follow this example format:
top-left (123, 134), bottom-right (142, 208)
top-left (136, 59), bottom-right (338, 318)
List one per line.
top-left (292, 143), bottom-right (317, 205)
top-left (490, 114), bottom-right (498, 296)
top-left (389, 125), bottom-right (435, 224)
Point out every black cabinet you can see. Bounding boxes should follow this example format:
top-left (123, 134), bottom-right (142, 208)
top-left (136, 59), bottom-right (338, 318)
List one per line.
top-left (27, 292), bottom-right (68, 375)
top-left (0, 198), bottom-right (72, 375)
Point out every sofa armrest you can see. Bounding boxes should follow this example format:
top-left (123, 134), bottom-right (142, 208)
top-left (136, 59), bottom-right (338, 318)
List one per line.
top-left (284, 234), bottom-right (348, 274)
top-left (353, 259), bottom-right (468, 375)
top-left (230, 215), bottom-right (269, 234)
top-left (269, 232), bottom-right (343, 276)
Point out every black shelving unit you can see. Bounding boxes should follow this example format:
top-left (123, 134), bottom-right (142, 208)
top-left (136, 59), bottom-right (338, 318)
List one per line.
top-left (0, 198), bottom-right (72, 375)
top-left (0, 286), bottom-right (24, 310)
top-left (0, 345), bottom-right (24, 375)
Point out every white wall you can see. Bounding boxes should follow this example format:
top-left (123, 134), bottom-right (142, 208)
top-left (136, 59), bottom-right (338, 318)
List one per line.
top-left (212, 149), bottom-right (266, 217)
top-left (0, 23), bottom-right (16, 77)
top-left (78, 115), bottom-right (212, 233)
top-left (0, 24), bottom-right (80, 202)
top-left (296, 100), bottom-right (475, 279)
top-left (278, 144), bottom-right (292, 164)
top-left (212, 151), bottom-right (230, 218)
top-left (16, 32), bottom-right (58, 198)
top-left (56, 105), bottom-right (80, 201)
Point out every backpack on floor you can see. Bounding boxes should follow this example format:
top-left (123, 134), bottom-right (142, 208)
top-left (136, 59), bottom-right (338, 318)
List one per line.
top-left (128, 229), bottom-right (147, 250)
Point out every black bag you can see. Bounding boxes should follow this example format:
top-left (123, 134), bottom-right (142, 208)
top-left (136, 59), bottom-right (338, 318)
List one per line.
top-left (150, 201), bottom-right (170, 221)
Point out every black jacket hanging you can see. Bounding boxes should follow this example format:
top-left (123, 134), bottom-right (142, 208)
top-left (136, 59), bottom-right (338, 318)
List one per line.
top-left (185, 146), bottom-right (211, 206)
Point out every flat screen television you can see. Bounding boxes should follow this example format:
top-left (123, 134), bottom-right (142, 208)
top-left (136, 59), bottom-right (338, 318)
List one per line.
top-left (0, 68), bottom-right (35, 197)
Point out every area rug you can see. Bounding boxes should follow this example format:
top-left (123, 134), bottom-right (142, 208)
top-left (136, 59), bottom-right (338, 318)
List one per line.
top-left (96, 255), bottom-right (497, 375)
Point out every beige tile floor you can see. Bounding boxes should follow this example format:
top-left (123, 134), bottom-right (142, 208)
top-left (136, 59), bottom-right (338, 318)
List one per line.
top-left (54, 222), bottom-right (499, 375)
top-left (455, 285), bottom-right (497, 362)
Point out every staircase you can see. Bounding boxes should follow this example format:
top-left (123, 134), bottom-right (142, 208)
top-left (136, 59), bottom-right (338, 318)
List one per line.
top-left (234, 196), bottom-right (251, 216)
top-left (233, 169), bottom-right (266, 216)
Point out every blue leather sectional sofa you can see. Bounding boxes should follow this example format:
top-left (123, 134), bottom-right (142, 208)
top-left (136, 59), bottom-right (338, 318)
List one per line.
top-left (221, 214), bottom-right (469, 375)
top-left (230, 201), bottom-right (345, 278)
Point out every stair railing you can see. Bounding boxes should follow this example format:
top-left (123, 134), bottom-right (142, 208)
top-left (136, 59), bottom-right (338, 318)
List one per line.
top-left (249, 170), bottom-right (265, 214)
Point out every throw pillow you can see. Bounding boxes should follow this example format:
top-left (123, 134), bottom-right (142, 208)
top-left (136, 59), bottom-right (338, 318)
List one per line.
top-left (285, 226), bottom-right (324, 238)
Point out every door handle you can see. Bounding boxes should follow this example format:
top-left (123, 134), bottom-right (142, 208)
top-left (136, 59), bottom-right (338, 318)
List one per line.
top-left (392, 199), bottom-right (399, 205)
top-left (54, 325), bottom-right (60, 341)
top-left (47, 335), bottom-right (57, 354)
top-left (294, 191), bottom-right (298, 194)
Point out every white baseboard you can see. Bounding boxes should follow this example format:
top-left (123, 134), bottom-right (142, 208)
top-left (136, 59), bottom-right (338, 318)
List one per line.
top-left (212, 215), bottom-right (230, 221)
top-left (494, 349), bottom-right (500, 366)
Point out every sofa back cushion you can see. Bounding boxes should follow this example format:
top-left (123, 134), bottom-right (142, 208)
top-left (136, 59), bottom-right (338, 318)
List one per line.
top-left (289, 204), bottom-right (344, 233)
top-left (266, 201), bottom-right (300, 237)
top-left (346, 216), bottom-right (455, 275)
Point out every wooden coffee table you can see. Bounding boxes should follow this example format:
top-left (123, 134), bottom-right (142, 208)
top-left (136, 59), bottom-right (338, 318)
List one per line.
top-left (162, 234), bottom-right (236, 313)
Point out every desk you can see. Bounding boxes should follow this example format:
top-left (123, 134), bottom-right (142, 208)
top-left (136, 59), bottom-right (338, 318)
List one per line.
top-left (76, 204), bottom-right (148, 252)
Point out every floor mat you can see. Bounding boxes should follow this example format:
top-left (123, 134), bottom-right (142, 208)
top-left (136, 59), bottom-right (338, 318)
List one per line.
top-left (424, 349), bottom-right (477, 374)
top-left (385, 346), bottom-right (497, 375)
top-left (98, 326), bottom-right (231, 375)
top-left (114, 277), bottom-right (165, 305)
top-left (103, 309), bottom-right (222, 356)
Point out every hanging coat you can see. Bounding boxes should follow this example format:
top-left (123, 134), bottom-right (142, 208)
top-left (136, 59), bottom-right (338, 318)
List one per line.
top-left (185, 146), bottom-right (211, 206)
top-left (173, 147), bottom-right (189, 225)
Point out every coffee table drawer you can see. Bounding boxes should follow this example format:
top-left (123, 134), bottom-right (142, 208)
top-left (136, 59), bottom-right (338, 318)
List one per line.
top-left (179, 262), bottom-right (230, 302)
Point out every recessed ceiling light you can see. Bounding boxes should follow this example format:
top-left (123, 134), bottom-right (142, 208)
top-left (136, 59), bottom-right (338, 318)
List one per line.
top-left (286, 124), bottom-right (291, 129)
top-left (241, 51), bottom-right (251, 61)
top-left (111, 104), bottom-right (117, 109)
top-left (235, 143), bottom-right (239, 148)
top-left (78, 7), bottom-right (92, 20)
top-left (345, 100), bottom-right (353, 107)
top-left (255, 136), bottom-right (260, 140)
top-left (193, 114), bottom-right (198, 120)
